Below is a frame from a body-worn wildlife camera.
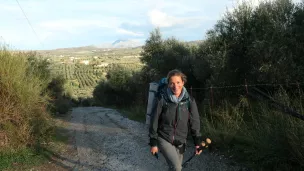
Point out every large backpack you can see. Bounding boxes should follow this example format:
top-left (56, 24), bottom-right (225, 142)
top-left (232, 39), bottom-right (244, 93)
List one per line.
top-left (145, 77), bottom-right (167, 125)
top-left (145, 77), bottom-right (191, 125)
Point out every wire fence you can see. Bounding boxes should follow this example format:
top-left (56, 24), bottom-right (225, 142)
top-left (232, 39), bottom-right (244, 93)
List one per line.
top-left (189, 82), bottom-right (303, 90)
top-left (185, 81), bottom-right (304, 121)
top-left (187, 81), bottom-right (303, 97)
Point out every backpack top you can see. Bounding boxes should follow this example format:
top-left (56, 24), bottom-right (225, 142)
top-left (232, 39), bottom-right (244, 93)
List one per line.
top-left (155, 77), bottom-right (168, 98)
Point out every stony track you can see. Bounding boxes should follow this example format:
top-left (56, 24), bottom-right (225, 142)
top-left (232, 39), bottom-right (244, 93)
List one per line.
top-left (65, 107), bottom-right (244, 171)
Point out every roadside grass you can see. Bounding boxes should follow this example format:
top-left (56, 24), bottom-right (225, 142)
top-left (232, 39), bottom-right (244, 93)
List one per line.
top-left (118, 105), bottom-right (146, 123)
top-left (0, 114), bottom-right (71, 171)
top-left (201, 90), bottom-right (304, 170)
top-left (0, 148), bottom-right (51, 171)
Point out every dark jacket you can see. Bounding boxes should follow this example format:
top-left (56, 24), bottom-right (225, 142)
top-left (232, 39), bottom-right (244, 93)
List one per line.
top-left (149, 87), bottom-right (201, 147)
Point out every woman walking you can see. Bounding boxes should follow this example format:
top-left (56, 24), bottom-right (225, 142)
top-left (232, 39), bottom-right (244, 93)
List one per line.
top-left (149, 69), bottom-right (202, 171)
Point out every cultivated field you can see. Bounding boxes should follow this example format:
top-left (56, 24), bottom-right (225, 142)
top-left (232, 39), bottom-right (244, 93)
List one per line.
top-left (38, 46), bottom-right (144, 99)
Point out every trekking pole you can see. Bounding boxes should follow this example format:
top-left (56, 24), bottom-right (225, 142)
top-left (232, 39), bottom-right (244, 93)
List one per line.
top-left (182, 138), bottom-right (212, 168)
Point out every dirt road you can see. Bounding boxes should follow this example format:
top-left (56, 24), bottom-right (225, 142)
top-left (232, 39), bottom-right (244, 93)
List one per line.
top-left (56, 107), bottom-right (244, 171)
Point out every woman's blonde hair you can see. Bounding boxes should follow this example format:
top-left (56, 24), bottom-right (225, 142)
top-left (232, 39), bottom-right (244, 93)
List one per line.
top-left (167, 69), bottom-right (187, 84)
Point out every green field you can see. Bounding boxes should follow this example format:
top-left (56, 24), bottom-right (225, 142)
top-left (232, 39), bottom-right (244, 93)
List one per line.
top-left (42, 47), bottom-right (144, 99)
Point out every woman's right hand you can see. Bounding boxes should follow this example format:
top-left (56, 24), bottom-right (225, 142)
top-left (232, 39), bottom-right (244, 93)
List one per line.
top-left (150, 146), bottom-right (158, 155)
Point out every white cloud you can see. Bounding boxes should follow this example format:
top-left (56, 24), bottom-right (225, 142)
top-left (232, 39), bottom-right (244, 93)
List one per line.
top-left (122, 21), bottom-right (142, 26)
top-left (40, 19), bottom-right (114, 29)
top-left (148, 9), bottom-right (211, 28)
top-left (228, 0), bottom-right (265, 8)
top-left (0, 4), bottom-right (19, 11)
top-left (0, 28), bottom-right (51, 45)
top-left (37, 31), bottom-right (53, 41)
top-left (148, 9), bottom-right (187, 27)
top-left (0, 29), bottom-right (25, 42)
top-left (38, 18), bottom-right (121, 35)
top-left (39, 19), bottom-right (144, 37)
top-left (116, 28), bottom-right (144, 37)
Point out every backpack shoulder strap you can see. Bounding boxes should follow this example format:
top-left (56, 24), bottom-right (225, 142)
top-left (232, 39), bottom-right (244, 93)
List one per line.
top-left (187, 95), bottom-right (193, 112)
top-left (187, 95), bottom-right (193, 126)
top-left (153, 93), bottom-right (168, 119)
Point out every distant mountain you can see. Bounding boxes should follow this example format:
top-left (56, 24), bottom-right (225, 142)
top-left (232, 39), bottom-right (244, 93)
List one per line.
top-left (37, 39), bottom-right (203, 53)
top-left (94, 39), bottom-right (144, 49)
top-left (112, 39), bottom-right (127, 45)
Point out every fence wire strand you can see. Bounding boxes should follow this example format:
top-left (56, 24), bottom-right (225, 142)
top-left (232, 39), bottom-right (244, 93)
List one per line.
top-left (189, 82), bottom-right (302, 90)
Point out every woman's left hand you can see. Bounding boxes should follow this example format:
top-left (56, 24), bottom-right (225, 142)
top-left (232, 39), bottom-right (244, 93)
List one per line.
top-left (195, 146), bottom-right (202, 155)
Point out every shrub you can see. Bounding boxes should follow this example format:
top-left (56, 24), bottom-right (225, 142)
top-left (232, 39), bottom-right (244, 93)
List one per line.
top-left (0, 48), bottom-right (53, 150)
top-left (93, 64), bottom-right (135, 107)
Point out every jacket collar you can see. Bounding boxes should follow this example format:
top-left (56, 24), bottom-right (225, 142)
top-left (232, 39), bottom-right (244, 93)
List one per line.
top-left (162, 86), bottom-right (189, 103)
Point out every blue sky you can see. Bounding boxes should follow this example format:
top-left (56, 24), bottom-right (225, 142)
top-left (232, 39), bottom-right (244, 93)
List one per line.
top-left (0, 0), bottom-right (302, 50)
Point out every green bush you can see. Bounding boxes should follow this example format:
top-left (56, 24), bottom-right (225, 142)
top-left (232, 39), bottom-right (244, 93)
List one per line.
top-left (198, 0), bottom-right (304, 87)
top-left (93, 64), bottom-right (136, 107)
top-left (0, 48), bottom-right (54, 150)
top-left (47, 74), bottom-right (72, 115)
top-left (54, 98), bottom-right (71, 114)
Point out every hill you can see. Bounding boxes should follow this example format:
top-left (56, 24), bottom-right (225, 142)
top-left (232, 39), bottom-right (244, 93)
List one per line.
top-left (34, 39), bottom-right (203, 57)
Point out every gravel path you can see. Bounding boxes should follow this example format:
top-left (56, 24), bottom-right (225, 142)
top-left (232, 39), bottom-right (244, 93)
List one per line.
top-left (65, 107), bottom-right (245, 171)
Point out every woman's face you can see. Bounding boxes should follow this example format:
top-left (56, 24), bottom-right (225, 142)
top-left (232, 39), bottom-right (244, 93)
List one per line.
top-left (169, 75), bottom-right (184, 97)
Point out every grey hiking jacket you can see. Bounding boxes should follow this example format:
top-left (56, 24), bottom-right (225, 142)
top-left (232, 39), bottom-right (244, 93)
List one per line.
top-left (149, 88), bottom-right (201, 147)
